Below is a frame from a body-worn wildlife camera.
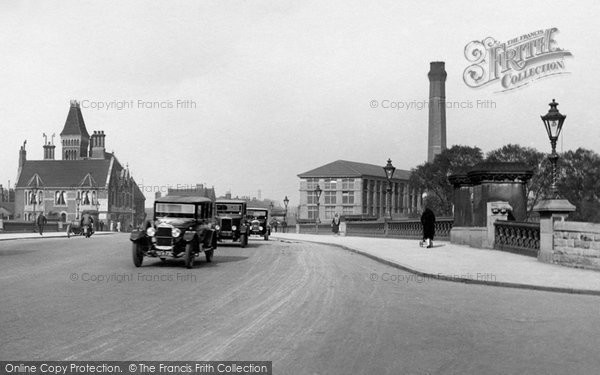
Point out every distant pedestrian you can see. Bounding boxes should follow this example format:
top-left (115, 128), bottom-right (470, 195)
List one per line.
top-left (99, 221), bottom-right (104, 231)
top-left (331, 213), bottom-right (340, 235)
top-left (420, 206), bottom-right (436, 248)
top-left (116, 221), bottom-right (122, 232)
top-left (37, 212), bottom-right (47, 236)
top-left (272, 220), bottom-right (278, 233)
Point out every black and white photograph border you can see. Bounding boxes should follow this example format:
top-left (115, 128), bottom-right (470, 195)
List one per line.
top-left (1, 1), bottom-right (600, 374)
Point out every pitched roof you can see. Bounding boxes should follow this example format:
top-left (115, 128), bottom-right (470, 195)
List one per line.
top-left (15, 159), bottom-right (112, 188)
top-left (0, 202), bottom-right (14, 214)
top-left (298, 160), bottom-right (410, 180)
top-left (60, 101), bottom-right (90, 138)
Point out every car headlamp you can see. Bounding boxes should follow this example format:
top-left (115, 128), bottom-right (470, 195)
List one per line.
top-left (259, 226), bottom-right (263, 231)
top-left (215, 225), bottom-right (220, 230)
top-left (146, 227), bottom-right (156, 237)
top-left (232, 225), bottom-right (237, 231)
top-left (172, 228), bottom-right (181, 237)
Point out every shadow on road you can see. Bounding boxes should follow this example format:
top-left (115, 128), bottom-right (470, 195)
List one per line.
top-left (141, 255), bottom-right (250, 268)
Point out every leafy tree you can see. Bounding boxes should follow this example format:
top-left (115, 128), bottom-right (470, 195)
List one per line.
top-left (557, 148), bottom-right (600, 222)
top-left (409, 145), bottom-right (483, 216)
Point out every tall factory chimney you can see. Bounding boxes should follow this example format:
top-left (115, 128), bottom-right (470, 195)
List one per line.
top-left (427, 61), bottom-right (447, 162)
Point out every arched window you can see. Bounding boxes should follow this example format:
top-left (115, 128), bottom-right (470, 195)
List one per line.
top-left (37, 191), bottom-right (43, 204)
top-left (92, 191), bottom-right (97, 205)
top-left (84, 191), bottom-right (90, 205)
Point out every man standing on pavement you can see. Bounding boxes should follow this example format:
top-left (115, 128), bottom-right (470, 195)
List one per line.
top-left (37, 212), bottom-right (47, 236)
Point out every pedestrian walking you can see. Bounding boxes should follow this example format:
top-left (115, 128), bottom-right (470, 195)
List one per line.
top-left (331, 213), bottom-right (340, 235)
top-left (116, 221), bottom-right (122, 232)
top-left (37, 212), bottom-right (47, 236)
top-left (420, 205), bottom-right (436, 248)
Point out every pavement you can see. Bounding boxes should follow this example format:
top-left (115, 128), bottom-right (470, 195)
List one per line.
top-left (0, 231), bottom-right (116, 241)
top-left (271, 232), bottom-right (600, 296)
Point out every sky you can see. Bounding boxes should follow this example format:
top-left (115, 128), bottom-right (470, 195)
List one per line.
top-left (1, 0), bottom-right (598, 208)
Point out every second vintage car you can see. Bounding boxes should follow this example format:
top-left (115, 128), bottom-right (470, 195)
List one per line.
top-left (246, 207), bottom-right (270, 240)
top-left (130, 196), bottom-right (218, 268)
top-left (214, 199), bottom-right (249, 247)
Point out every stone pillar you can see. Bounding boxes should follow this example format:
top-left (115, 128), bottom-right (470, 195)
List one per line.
top-left (485, 201), bottom-right (511, 248)
top-left (534, 199), bottom-right (576, 263)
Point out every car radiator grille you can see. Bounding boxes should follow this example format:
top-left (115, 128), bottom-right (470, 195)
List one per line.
top-left (156, 227), bottom-right (172, 246)
top-left (220, 219), bottom-right (232, 231)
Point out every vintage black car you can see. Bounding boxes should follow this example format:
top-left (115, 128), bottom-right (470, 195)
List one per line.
top-left (247, 207), bottom-right (270, 240)
top-left (214, 199), bottom-right (249, 247)
top-left (130, 196), bottom-right (217, 268)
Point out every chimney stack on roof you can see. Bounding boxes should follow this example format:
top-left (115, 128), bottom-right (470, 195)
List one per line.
top-left (43, 132), bottom-right (56, 160)
top-left (90, 130), bottom-right (106, 159)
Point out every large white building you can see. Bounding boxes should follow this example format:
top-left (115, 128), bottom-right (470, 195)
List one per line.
top-left (297, 160), bottom-right (422, 221)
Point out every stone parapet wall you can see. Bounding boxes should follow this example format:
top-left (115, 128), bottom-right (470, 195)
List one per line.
top-left (553, 221), bottom-right (600, 270)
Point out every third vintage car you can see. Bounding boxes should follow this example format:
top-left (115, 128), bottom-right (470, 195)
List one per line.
top-left (214, 199), bottom-right (249, 247)
top-left (246, 207), bottom-right (270, 240)
top-left (130, 196), bottom-right (218, 268)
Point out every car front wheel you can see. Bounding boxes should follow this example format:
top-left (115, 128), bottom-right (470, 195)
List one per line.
top-left (185, 242), bottom-right (195, 269)
top-left (132, 242), bottom-right (144, 267)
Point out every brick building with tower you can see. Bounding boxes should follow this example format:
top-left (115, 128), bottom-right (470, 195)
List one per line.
top-left (13, 100), bottom-right (145, 229)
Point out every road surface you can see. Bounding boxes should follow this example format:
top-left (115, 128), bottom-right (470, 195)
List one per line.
top-left (1, 234), bottom-right (599, 374)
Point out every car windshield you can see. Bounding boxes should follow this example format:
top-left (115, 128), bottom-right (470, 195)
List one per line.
top-left (154, 203), bottom-right (195, 218)
top-left (248, 210), bottom-right (267, 220)
top-left (216, 204), bottom-right (243, 215)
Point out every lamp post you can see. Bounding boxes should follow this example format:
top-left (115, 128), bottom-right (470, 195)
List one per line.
top-left (76, 196), bottom-right (81, 220)
top-left (534, 99), bottom-right (575, 264)
top-left (283, 195), bottom-right (289, 233)
top-left (383, 158), bottom-right (396, 220)
top-left (31, 188), bottom-right (38, 231)
top-left (540, 99), bottom-right (566, 198)
top-left (314, 184), bottom-right (322, 232)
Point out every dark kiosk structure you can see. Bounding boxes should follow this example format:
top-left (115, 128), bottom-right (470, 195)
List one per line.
top-left (214, 199), bottom-right (250, 247)
top-left (247, 207), bottom-right (270, 240)
top-left (129, 196), bottom-right (218, 268)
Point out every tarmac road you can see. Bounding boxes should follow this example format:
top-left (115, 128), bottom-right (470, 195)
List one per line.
top-left (1, 234), bottom-right (599, 374)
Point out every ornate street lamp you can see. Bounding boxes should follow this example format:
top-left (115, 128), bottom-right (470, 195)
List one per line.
top-left (283, 196), bottom-right (289, 233)
top-left (540, 99), bottom-right (566, 198)
top-left (314, 184), bottom-right (322, 231)
top-left (383, 158), bottom-right (396, 219)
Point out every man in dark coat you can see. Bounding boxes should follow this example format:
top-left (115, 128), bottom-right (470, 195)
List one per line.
top-left (37, 212), bottom-right (47, 236)
top-left (420, 207), bottom-right (436, 248)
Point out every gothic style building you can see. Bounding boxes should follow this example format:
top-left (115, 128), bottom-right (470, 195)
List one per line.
top-left (14, 100), bottom-right (145, 229)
